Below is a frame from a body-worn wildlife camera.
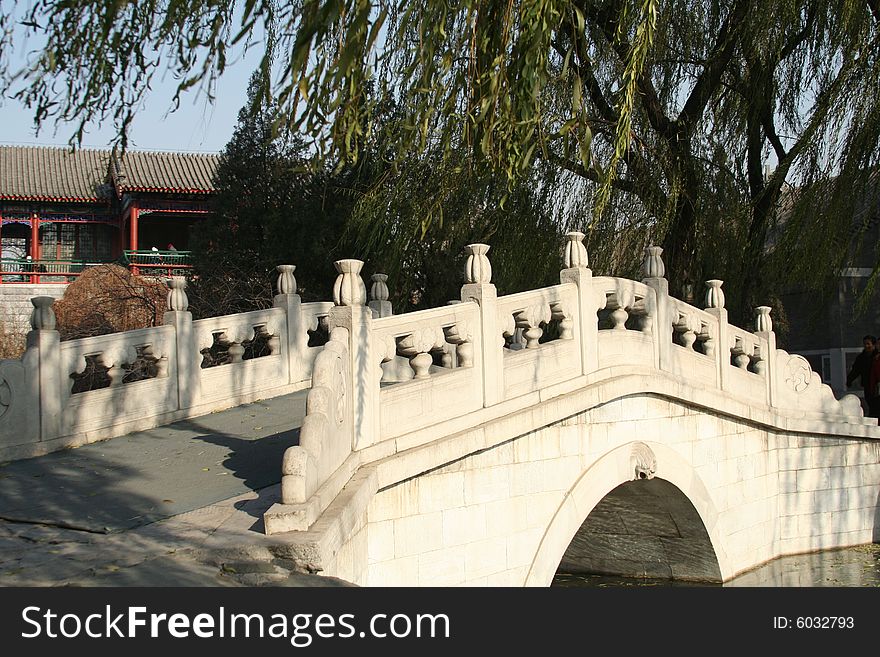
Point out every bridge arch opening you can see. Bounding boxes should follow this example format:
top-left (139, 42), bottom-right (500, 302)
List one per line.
top-left (526, 441), bottom-right (731, 586)
top-left (553, 478), bottom-right (722, 584)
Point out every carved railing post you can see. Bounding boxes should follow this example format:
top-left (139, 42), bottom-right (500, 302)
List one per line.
top-left (754, 305), bottom-right (777, 406)
top-left (26, 296), bottom-right (61, 441)
top-left (641, 245), bottom-right (669, 372)
top-left (563, 231), bottom-right (589, 269)
top-left (368, 273), bottom-right (393, 318)
top-left (560, 231), bottom-right (597, 375)
top-left (461, 244), bottom-right (503, 407)
top-left (276, 264), bottom-right (297, 294)
top-left (703, 279), bottom-right (728, 390)
top-left (166, 276), bottom-right (189, 312)
top-left (329, 258), bottom-right (379, 449)
top-left (273, 264), bottom-right (308, 384)
top-left (705, 280), bottom-right (725, 310)
top-left (164, 276), bottom-right (196, 411)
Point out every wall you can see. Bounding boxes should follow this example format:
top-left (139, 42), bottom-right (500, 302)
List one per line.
top-left (322, 393), bottom-right (879, 586)
top-left (0, 284), bottom-right (67, 334)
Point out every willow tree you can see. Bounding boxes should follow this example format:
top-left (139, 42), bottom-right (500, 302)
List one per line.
top-left (2, 1), bottom-right (879, 322)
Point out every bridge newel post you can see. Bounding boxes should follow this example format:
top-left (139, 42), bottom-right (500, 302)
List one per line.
top-left (163, 276), bottom-right (198, 411)
top-left (641, 246), bottom-right (671, 372)
top-left (25, 296), bottom-right (62, 442)
top-left (754, 305), bottom-right (777, 407)
top-left (368, 273), bottom-right (393, 318)
top-left (703, 280), bottom-right (729, 392)
top-left (273, 265), bottom-right (308, 384)
top-left (330, 259), bottom-right (380, 450)
top-left (560, 231), bottom-right (598, 375)
top-left (461, 244), bottom-right (500, 407)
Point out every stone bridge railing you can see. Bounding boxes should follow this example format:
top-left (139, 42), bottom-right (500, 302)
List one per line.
top-left (0, 266), bottom-right (335, 460)
top-left (1, 233), bottom-right (873, 522)
top-left (263, 233), bottom-right (873, 534)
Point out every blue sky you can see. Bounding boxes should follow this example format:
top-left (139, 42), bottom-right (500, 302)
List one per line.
top-left (0, 14), bottom-right (263, 153)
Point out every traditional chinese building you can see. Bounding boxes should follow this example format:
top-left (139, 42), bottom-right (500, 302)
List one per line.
top-left (0, 145), bottom-right (219, 330)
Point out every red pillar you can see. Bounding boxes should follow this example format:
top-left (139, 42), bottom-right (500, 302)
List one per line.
top-left (129, 205), bottom-right (139, 251)
top-left (0, 211), bottom-right (4, 284)
top-left (129, 204), bottom-right (139, 275)
top-left (30, 213), bottom-right (39, 283)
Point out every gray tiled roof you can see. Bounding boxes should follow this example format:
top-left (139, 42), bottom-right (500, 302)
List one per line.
top-left (0, 145), bottom-right (220, 201)
top-left (0, 146), bottom-right (111, 201)
top-left (111, 150), bottom-right (219, 193)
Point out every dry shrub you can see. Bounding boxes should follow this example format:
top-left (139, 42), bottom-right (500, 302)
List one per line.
top-left (54, 265), bottom-right (167, 341)
top-left (0, 321), bottom-right (25, 359)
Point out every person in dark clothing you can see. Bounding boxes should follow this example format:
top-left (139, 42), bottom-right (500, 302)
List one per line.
top-left (848, 335), bottom-right (877, 416)
top-left (868, 347), bottom-right (880, 420)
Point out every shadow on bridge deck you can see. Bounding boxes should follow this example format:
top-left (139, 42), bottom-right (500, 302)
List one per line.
top-left (0, 389), bottom-right (309, 534)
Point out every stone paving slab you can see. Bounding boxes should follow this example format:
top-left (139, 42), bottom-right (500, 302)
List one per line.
top-left (0, 484), bottom-right (354, 587)
top-left (0, 390), bottom-right (308, 533)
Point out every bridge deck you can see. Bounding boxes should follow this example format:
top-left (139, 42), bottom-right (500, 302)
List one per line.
top-left (0, 389), bottom-right (308, 534)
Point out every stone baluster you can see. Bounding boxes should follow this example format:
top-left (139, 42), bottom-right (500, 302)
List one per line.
top-left (697, 322), bottom-right (715, 357)
top-left (641, 245), bottom-right (669, 371)
top-left (461, 244), bottom-right (499, 406)
top-left (731, 337), bottom-right (751, 369)
top-left (605, 289), bottom-right (634, 330)
top-left (673, 311), bottom-right (699, 350)
top-left (397, 328), bottom-right (443, 379)
top-left (753, 305), bottom-right (777, 406)
top-left (377, 334), bottom-right (399, 384)
top-left (329, 258), bottom-right (378, 449)
top-left (443, 321), bottom-right (474, 369)
top-left (702, 279), bottom-right (728, 390)
top-left (273, 264), bottom-right (307, 383)
top-left (560, 231), bottom-right (597, 375)
top-left (550, 301), bottom-right (573, 340)
top-left (438, 346), bottom-right (454, 369)
top-left (164, 276), bottom-right (198, 410)
top-left (228, 340), bottom-right (245, 363)
top-left (26, 296), bottom-right (61, 441)
top-left (108, 362), bottom-right (126, 387)
top-left (514, 304), bottom-right (551, 348)
top-left (752, 344), bottom-right (766, 376)
top-left (368, 273), bottom-right (393, 318)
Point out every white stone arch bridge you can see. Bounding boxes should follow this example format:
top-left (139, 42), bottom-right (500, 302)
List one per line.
top-left (1, 234), bottom-right (878, 585)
